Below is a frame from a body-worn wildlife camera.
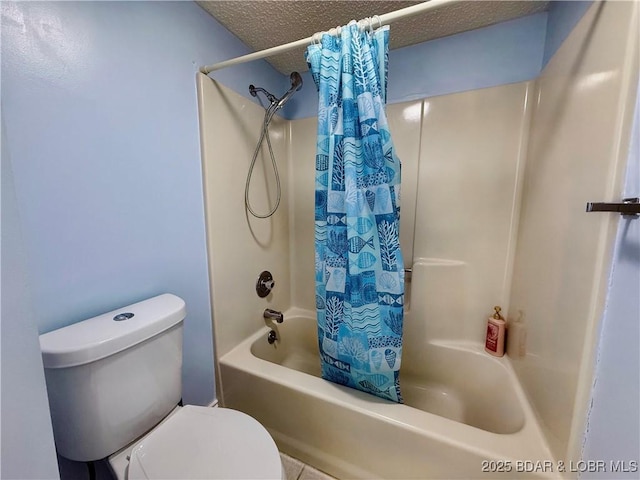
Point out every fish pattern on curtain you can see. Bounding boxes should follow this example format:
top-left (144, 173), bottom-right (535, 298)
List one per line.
top-left (305, 22), bottom-right (404, 403)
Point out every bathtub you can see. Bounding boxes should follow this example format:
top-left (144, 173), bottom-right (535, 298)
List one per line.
top-left (220, 308), bottom-right (557, 479)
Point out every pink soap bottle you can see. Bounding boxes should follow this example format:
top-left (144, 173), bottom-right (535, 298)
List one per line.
top-left (485, 306), bottom-right (506, 357)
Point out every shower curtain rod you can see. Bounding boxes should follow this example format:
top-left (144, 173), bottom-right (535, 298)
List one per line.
top-left (199, 0), bottom-right (462, 75)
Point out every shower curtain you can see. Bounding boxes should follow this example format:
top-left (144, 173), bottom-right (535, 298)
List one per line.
top-left (306, 22), bottom-right (404, 403)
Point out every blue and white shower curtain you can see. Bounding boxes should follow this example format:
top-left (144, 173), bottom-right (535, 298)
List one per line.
top-left (306, 22), bottom-right (404, 403)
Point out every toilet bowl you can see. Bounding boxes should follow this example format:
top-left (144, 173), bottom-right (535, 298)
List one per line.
top-left (39, 294), bottom-right (283, 480)
top-left (109, 406), bottom-right (283, 480)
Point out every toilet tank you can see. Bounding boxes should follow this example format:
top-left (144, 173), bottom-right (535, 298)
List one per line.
top-left (39, 294), bottom-right (186, 462)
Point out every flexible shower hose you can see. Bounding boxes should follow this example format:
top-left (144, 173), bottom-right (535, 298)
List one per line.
top-left (245, 106), bottom-right (281, 219)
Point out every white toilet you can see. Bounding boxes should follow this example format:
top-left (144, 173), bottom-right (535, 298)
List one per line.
top-left (39, 294), bottom-right (283, 479)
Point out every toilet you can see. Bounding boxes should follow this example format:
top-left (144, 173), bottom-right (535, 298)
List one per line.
top-left (39, 294), bottom-right (283, 479)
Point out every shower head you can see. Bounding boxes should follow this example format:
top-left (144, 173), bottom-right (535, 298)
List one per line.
top-left (275, 71), bottom-right (303, 110)
top-left (289, 72), bottom-right (303, 92)
top-left (249, 84), bottom-right (277, 104)
top-left (249, 71), bottom-right (303, 113)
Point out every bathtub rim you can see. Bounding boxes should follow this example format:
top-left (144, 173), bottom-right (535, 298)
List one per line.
top-left (251, 310), bottom-right (527, 435)
top-left (220, 307), bottom-right (557, 471)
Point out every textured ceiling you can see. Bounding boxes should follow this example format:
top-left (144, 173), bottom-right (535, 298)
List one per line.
top-left (197, 1), bottom-right (549, 74)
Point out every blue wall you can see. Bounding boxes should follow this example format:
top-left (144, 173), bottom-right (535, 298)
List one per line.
top-left (0, 1), bottom-right (595, 477)
top-left (289, 12), bottom-right (548, 119)
top-left (287, 3), bottom-right (592, 120)
top-left (387, 12), bottom-right (547, 104)
top-left (543, 1), bottom-right (592, 67)
top-left (1, 119), bottom-right (60, 480)
top-left (582, 83), bottom-right (640, 478)
top-left (1, 0), bottom-right (284, 408)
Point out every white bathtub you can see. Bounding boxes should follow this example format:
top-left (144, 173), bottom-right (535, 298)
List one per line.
top-left (220, 308), bottom-right (557, 479)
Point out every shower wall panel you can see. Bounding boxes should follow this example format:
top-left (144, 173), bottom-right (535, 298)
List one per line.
top-left (413, 82), bottom-right (533, 344)
top-left (289, 83), bottom-right (533, 343)
top-left (197, 75), bottom-right (292, 368)
top-left (288, 101), bottom-right (424, 311)
top-left (288, 116), bottom-right (317, 311)
top-left (386, 101), bottom-right (424, 276)
top-left (508, 0), bottom-right (639, 464)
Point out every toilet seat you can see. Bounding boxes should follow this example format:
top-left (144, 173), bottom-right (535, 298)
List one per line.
top-left (127, 405), bottom-right (283, 480)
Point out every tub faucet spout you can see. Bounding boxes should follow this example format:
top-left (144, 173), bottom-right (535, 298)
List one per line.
top-left (263, 308), bottom-right (284, 323)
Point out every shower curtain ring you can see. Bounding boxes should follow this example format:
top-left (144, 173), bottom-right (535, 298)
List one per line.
top-left (372, 15), bottom-right (382, 30)
top-left (363, 16), bottom-right (372, 33)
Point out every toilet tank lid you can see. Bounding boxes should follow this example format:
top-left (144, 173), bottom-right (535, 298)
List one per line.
top-left (40, 294), bottom-right (186, 369)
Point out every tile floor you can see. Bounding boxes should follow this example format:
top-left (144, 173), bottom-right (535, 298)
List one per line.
top-left (280, 452), bottom-right (337, 480)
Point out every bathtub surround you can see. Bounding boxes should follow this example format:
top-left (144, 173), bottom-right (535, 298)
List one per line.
top-left (199, 2), bottom-right (638, 477)
top-left (199, 77), bottom-right (541, 477)
top-left (197, 75), bottom-right (292, 401)
top-left (197, 79), bottom-right (292, 353)
top-left (289, 79), bottom-right (535, 331)
top-left (508, 0), bottom-right (639, 463)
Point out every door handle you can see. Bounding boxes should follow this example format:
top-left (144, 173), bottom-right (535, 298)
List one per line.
top-left (586, 197), bottom-right (639, 217)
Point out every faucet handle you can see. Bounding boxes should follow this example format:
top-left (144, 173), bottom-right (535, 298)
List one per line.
top-left (256, 271), bottom-right (275, 298)
top-left (263, 308), bottom-right (284, 323)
